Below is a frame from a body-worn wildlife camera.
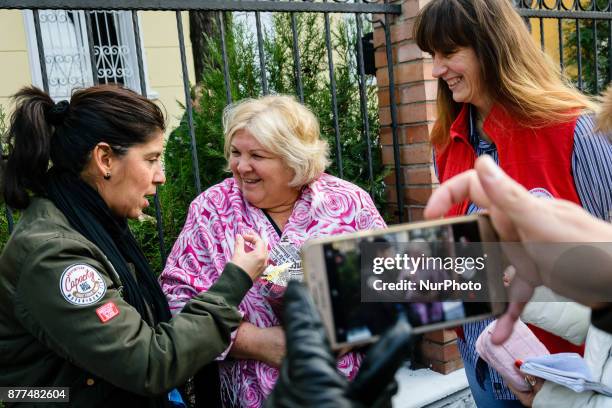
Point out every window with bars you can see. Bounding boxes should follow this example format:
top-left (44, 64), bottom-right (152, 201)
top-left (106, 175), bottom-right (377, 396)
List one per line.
top-left (24, 9), bottom-right (150, 101)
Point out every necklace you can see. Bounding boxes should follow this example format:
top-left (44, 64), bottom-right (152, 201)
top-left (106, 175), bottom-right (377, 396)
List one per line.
top-left (264, 201), bottom-right (297, 214)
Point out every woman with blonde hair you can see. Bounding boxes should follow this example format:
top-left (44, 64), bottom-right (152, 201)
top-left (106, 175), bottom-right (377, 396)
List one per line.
top-left (414, 0), bottom-right (612, 405)
top-left (160, 94), bottom-right (386, 407)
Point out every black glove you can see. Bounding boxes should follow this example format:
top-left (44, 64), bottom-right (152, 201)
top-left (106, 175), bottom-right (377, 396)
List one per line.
top-left (346, 305), bottom-right (413, 408)
top-left (265, 282), bottom-right (414, 408)
top-left (265, 280), bottom-right (351, 408)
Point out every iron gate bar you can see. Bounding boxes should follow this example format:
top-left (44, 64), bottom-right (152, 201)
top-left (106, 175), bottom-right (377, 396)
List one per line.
top-left (110, 13), bottom-right (121, 83)
top-left (540, 17), bottom-right (545, 51)
top-left (354, 11), bottom-right (375, 197)
top-left (176, 10), bottom-right (202, 195)
top-left (33, 10), bottom-right (50, 94)
top-left (109, 13), bottom-right (121, 82)
top-left (517, 9), bottom-right (612, 19)
top-left (594, 18), bottom-right (599, 93)
top-left (3, 0), bottom-right (401, 13)
top-left (255, 11), bottom-right (269, 95)
top-left (290, 12), bottom-right (304, 103)
top-left (577, 19), bottom-right (583, 90)
top-left (84, 11), bottom-right (99, 85)
top-left (382, 12), bottom-right (404, 223)
top-left (132, 9), bottom-right (168, 266)
top-left (324, 9), bottom-right (343, 178)
top-left (217, 11), bottom-right (233, 105)
top-left (92, 12), bottom-right (104, 80)
top-left (558, 18), bottom-right (564, 70)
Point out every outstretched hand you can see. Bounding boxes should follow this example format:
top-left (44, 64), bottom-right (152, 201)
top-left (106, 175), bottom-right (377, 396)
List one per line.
top-left (231, 233), bottom-right (268, 281)
top-left (424, 155), bottom-right (612, 344)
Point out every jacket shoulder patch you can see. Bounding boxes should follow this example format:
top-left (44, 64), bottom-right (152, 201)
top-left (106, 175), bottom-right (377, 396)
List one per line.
top-left (59, 264), bottom-right (107, 306)
top-left (96, 301), bottom-right (120, 323)
top-left (528, 187), bottom-right (554, 199)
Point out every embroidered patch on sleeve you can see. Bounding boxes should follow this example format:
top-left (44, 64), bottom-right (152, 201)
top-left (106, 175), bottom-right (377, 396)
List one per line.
top-left (60, 264), bottom-right (107, 306)
top-left (96, 301), bottom-right (120, 323)
top-left (528, 187), bottom-right (554, 199)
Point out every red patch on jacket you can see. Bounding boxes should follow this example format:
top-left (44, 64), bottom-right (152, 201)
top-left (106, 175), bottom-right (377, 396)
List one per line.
top-left (96, 301), bottom-right (120, 323)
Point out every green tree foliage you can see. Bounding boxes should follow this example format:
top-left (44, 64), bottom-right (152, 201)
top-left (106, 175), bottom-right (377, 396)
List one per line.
top-left (120, 13), bottom-right (386, 271)
top-left (130, 21), bottom-right (261, 273)
top-left (0, 105), bottom-right (18, 253)
top-left (264, 14), bottom-right (386, 202)
top-left (563, 8), bottom-right (611, 95)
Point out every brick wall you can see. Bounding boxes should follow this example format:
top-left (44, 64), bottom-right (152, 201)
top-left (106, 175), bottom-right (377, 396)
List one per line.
top-left (374, 0), bottom-right (463, 374)
top-left (373, 0), bottom-right (439, 224)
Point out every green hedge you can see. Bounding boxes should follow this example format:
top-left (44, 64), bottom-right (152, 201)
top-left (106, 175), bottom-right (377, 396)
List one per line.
top-left (1, 105), bottom-right (10, 253)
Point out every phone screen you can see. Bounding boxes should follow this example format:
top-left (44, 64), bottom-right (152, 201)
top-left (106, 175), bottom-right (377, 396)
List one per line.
top-left (322, 219), bottom-right (500, 344)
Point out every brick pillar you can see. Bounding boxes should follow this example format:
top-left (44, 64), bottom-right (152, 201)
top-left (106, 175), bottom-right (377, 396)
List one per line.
top-left (374, 0), bottom-right (463, 375)
top-left (374, 0), bottom-right (438, 224)
top-left (421, 330), bottom-right (463, 374)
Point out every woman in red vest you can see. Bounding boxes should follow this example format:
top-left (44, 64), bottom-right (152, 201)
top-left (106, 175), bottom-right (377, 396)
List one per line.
top-left (413, 0), bottom-right (612, 406)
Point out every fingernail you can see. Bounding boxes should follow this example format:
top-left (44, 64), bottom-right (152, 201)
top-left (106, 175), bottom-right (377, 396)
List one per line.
top-left (480, 156), bottom-right (503, 182)
top-left (515, 359), bottom-right (523, 369)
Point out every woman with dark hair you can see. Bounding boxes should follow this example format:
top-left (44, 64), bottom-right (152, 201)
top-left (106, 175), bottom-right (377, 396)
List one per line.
top-left (414, 0), bottom-right (611, 406)
top-left (0, 85), bottom-right (267, 407)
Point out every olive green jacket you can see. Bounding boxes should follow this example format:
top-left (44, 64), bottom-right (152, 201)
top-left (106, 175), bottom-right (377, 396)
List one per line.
top-left (0, 197), bottom-right (251, 406)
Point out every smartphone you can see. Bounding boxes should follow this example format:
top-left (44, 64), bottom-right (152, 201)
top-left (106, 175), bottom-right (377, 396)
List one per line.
top-left (301, 214), bottom-right (507, 350)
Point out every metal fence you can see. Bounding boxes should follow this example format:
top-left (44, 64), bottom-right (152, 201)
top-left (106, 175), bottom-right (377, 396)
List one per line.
top-left (516, 0), bottom-right (612, 93)
top-left (0, 0), bottom-right (402, 264)
top-left (1, 0), bottom-right (611, 265)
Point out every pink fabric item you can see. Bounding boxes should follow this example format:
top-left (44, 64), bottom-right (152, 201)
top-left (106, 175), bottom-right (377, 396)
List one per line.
top-left (160, 173), bottom-right (386, 408)
top-left (476, 319), bottom-right (550, 392)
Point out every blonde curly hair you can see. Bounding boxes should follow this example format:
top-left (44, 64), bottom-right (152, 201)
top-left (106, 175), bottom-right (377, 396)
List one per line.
top-left (222, 95), bottom-right (330, 187)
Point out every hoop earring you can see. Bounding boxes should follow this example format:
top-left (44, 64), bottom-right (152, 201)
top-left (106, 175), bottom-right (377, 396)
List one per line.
top-left (104, 172), bottom-right (111, 180)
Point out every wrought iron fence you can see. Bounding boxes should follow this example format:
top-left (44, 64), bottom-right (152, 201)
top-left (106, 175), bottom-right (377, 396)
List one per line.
top-left (0, 0), bottom-right (402, 264)
top-left (515, 0), bottom-right (612, 93)
top-left (1, 0), bottom-right (611, 265)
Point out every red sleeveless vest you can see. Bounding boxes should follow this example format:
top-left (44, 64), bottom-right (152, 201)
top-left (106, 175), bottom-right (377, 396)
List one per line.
top-left (440, 104), bottom-right (585, 355)
top-left (435, 104), bottom-right (581, 215)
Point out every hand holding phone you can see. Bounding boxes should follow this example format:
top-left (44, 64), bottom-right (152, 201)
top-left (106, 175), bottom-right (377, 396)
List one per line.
top-left (301, 214), bottom-right (507, 350)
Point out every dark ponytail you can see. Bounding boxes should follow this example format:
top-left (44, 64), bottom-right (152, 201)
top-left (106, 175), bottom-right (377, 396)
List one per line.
top-left (2, 85), bottom-right (165, 209)
top-left (3, 87), bottom-right (55, 209)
